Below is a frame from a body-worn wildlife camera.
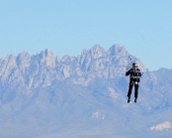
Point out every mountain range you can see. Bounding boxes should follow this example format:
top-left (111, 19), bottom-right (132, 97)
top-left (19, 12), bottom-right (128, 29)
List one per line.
top-left (0, 44), bottom-right (171, 138)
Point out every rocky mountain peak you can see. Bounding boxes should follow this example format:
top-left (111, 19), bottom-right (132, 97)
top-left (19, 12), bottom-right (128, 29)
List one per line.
top-left (39, 49), bottom-right (56, 67)
top-left (108, 44), bottom-right (128, 57)
top-left (89, 44), bottom-right (106, 59)
top-left (0, 45), bottom-right (145, 87)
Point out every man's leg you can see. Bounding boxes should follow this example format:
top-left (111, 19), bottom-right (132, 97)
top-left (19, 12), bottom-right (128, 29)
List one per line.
top-left (127, 82), bottom-right (133, 103)
top-left (134, 83), bottom-right (139, 103)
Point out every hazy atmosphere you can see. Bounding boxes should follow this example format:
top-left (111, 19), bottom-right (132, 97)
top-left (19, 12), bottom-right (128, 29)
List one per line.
top-left (0, 1), bottom-right (172, 137)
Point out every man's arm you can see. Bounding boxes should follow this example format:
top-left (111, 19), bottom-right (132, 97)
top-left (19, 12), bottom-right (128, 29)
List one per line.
top-left (137, 69), bottom-right (142, 77)
top-left (126, 69), bottom-right (131, 76)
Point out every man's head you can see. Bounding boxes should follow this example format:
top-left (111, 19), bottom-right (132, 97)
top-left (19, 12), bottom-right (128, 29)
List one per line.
top-left (132, 62), bottom-right (138, 68)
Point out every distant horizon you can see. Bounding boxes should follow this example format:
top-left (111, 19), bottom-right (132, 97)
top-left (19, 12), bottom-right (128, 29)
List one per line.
top-left (0, 43), bottom-right (171, 71)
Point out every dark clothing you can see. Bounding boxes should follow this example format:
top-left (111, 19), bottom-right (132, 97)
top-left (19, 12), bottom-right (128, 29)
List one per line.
top-left (127, 80), bottom-right (139, 99)
top-left (126, 67), bottom-right (142, 101)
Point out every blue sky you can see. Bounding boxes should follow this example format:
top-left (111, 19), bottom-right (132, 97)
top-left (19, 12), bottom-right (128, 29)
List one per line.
top-left (0, 0), bottom-right (172, 70)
